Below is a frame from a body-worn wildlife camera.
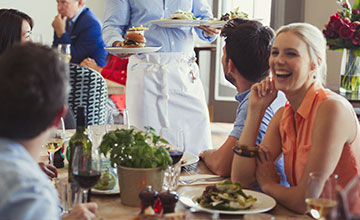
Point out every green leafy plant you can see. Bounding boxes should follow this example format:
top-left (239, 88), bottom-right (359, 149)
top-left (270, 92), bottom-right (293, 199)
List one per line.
top-left (99, 126), bottom-right (172, 170)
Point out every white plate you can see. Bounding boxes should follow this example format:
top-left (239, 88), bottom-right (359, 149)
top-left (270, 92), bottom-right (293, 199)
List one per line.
top-left (200, 20), bottom-right (226, 28)
top-left (92, 183), bottom-right (120, 195)
top-left (181, 152), bottom-right (199, 167)
top-left (105, 47), bottom-right (161, 54)
top-left (179, 187), bottom-right (276, 215)
top-left (149, 19), bottom-right (201, 28)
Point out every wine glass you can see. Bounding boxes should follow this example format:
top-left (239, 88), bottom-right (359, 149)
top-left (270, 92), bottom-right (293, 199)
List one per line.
top-left (305, 172), bottom-right (339, 220)
top-left (57, 44), bottom-right (71, 63)
top-left (163, 130), bottom-right (185, 191)
top-left (44, 117), bottom-right (65, 166)
top-left (71, 146), bottom-right (101, 203)
top-left (106, 108), bottom-right (130, 133)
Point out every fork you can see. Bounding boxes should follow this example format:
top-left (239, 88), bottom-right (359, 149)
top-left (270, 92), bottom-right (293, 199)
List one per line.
top-left (179, 176), bottom-right (225, 185)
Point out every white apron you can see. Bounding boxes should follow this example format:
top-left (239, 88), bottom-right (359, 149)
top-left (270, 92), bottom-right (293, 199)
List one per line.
top-left (126, 52), bottom-right (212, 155)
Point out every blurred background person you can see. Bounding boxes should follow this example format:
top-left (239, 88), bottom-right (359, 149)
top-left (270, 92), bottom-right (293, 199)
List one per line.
top-left (80, 55), bottom-right (128, 111)
top-left (200, 18), bottom-right (288, 188)
top-left (231, 23), bottom-right (360, 213)
top-left (103, 0), bottom-right (219, 155)
top-left (52, 0), bottom-right (107, 66)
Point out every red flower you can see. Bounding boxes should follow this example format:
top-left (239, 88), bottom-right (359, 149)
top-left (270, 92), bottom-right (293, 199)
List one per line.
top-left (353, 9), bottom-right (360, 15)
top-left (329, 14), bottom-right (345, 33)
top-left (353, 32), bottom-right (360, 45)
top-left (339, 24), bottom-right (354, 39)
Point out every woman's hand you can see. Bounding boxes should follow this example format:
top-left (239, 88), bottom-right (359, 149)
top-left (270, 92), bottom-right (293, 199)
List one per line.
top-left (249, 76), bottom-right (278, 111)
top-left (255, 148), bottom-right (280, 193)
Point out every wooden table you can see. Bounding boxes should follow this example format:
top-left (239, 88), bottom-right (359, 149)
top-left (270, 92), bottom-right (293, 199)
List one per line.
top-left (106, 79), bottom-right (125, 95)
top-left (88, 161), bottom-right (310, 220)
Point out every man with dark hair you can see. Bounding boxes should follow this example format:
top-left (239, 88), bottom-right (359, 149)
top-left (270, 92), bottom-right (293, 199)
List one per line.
top-left (0, 43), bottom-right (97, 219)
top-left (200, 18), bottom-right (287, 186)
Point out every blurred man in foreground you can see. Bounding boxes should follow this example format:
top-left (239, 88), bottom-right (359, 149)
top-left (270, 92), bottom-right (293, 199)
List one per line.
top-left (0, 43), bottom-right (97, 219)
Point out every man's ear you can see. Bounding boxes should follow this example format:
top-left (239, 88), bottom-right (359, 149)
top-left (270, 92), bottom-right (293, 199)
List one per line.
top-left (77, 0), bottom-right (83, 7)
top-left (52, 105), bottom-right (68, 128)
top-left (228, 58), bottom-right (236, 73)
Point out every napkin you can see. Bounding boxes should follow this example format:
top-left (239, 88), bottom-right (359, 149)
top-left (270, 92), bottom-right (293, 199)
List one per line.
top-left (179, 174), bottom-right (225, 186)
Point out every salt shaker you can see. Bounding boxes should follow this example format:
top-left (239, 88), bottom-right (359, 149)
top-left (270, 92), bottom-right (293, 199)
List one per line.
top-left (139, 185), bottom-right (158, 214)
top-left (159, 190), bottom-right (179, 214)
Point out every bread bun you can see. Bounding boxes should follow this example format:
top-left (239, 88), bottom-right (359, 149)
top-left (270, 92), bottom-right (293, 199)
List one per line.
top-left (126, 32), bottom-right (146, 43)
top-left (122, 31), bottom-right (146, 48)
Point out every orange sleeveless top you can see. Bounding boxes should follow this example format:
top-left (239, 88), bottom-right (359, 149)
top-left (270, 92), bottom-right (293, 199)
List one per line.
top-left (279, 83), bottom-right (360, 188)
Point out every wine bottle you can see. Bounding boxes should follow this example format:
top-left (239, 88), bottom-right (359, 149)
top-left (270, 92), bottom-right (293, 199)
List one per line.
top-left (68, 106), bottom-right (92, 182)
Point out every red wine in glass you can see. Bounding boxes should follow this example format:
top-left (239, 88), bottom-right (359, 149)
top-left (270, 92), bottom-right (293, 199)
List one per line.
top-left (74, 169), bottom-right (101, 189)
top-left (168, 150), bottom-right (184, 165)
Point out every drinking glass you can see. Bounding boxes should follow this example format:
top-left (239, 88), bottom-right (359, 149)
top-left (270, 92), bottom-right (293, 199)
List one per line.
top-left (163, 130), bottom-right (185, 191)
top-left (57, 43), bottom-right (71, 63)
top-left (106, 108), bottom-right (130, 133)
top-left (71, 146), bottom-right (101, 203)
top-left (44, 117), bottom-right (65, 166)
top-left (305, 172), bottom-right (339, 220)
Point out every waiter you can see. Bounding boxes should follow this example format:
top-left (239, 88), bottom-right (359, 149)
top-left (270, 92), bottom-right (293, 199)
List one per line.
top-left (103, 0), bottom-right (219, 155)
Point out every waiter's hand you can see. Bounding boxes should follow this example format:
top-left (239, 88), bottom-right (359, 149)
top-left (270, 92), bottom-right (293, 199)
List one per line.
top-left (52, 14), bottom-right (67, 38)
top-left (112, 41), bottom-right (135, 59)
top-left (197, 25), bottom-right (221, 37)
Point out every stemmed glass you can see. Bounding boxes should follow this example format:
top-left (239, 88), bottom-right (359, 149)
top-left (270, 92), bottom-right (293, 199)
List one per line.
top-left (57, 44), bottom-right (71, 63)
top-left (71, 146), bottom-right (101, 203)
top-left (305, 172), bottom-right (339, 220)
top-left (44, 117), bottom-right (65, 166)
top-left (106, 108), bottom-right (130, 133)
top-left (163, 130), bottom-right (185, 191)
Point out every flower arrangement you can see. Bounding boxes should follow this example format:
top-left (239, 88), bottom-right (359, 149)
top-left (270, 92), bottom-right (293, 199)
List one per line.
top-left (323, 0), bottom-right (360, 93)
top-left (323, 0), bottom-right (360, 54)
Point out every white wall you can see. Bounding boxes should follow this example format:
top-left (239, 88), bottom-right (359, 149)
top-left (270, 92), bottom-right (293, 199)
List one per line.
top-left (0, 0), bottom-right (105, 45)
top-left (304, 0), bottom-right (345, 91)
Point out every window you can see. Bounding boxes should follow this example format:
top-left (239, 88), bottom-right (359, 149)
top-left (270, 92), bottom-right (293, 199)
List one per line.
top-left (214, 0), bottom-right (272, 101)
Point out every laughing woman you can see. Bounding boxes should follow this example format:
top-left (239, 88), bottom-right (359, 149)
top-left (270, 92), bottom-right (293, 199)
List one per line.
top-left (231, 23), bottom-right (360, 213)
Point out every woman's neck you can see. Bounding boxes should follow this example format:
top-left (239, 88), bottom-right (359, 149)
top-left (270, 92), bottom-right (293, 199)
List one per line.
top-left (285, 82), bottom-right (316, 112)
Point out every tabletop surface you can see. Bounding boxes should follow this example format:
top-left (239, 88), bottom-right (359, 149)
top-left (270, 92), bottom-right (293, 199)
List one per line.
top-left (55, 161), bottom-right (310, 220)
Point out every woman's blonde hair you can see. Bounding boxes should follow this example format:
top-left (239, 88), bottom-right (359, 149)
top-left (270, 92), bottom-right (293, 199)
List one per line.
top-left (276, 23), bottom-right (327, 86)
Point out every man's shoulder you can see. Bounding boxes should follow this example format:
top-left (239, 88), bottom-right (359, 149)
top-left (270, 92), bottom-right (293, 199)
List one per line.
top-left (79, 8), bottom-right (101, 26)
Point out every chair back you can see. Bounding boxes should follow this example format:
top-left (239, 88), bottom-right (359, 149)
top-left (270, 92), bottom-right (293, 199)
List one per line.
top-left (68, 64), bottom-right (108, 125)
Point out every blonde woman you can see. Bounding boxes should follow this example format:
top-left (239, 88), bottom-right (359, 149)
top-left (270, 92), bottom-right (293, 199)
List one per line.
top-left (231, 22), bottom-right (360, 213)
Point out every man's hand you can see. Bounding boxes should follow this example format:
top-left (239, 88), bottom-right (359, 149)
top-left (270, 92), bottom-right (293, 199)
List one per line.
top-left (112, 41), bottom-right (135, 58)
top-left (38, 162), bottom-right (58, 179)
top-left (197, 25), bottom-right (221, 37)
top-left (62, 203), bottom-right (98, 220)
top-left (52, 14), bottom-right (67, 38)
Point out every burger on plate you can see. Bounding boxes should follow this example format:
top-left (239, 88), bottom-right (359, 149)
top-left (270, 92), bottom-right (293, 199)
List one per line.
top-left (122, 31), bottom-right (146, 48)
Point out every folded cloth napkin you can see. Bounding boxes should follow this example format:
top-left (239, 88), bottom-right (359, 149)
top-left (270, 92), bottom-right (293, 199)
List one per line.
top-left (179, 174), bottom-right (225, 186)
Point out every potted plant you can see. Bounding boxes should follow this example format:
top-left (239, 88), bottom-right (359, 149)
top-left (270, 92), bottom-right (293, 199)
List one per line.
top-left (99, 126), bottom-right (172, 207)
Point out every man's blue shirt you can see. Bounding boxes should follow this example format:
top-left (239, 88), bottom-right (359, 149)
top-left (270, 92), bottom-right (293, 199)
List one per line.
top-left (230, 89), bottom-right (289, 187)
top-left (0, 138), bottom-right (60, 219)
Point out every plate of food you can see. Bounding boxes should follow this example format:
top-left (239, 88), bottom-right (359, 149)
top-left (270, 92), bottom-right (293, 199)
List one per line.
top-left (149, 11), bottom-right (201, 28)
top-left (92, 183), bottom-right (120, 195)
top-left (179, 180), bottom-right (276, 215)
top-left (181, 151), bottom-right (199, 167)
top-left (200, 7), bottom-right (248, 28)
